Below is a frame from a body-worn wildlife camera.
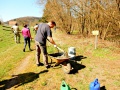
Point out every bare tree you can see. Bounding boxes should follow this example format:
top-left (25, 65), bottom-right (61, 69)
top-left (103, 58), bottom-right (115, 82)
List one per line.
top-left (38, 0), bottom-right (120, 40)
top-left (116, 0), bottom-right (120, 12)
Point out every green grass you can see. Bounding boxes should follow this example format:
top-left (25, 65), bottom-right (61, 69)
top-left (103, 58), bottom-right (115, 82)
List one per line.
top-left (0, 44), bottom-right (28, 78)
top-left (93, 48), bottom-right (111, 58)
top-left (0, 25), bottom-right (35, 79)
top-left (0, 25), bottom-right (15, 53)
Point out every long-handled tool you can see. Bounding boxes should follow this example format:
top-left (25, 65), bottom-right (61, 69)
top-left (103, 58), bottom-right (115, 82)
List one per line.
top-left (56, 46), bottom-right (64, 52)
top-left (54, 46), bottom-right (68, 58)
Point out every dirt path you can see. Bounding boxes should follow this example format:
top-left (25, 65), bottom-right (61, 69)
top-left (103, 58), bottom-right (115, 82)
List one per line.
top-left (5, 32), bottom-right (58, 89)
top-left (12, 53), bottom-right (33, 75)
top-left (6, 52), bottom-right (34, 90)
top-left (5, 31), bottom-right (59, 89)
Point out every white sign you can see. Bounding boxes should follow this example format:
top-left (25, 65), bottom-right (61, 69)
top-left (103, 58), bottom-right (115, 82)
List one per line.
top-left (92, 30), bottom-right (99, 35)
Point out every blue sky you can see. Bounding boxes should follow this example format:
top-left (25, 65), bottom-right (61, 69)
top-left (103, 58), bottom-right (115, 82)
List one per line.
top-left (0, 0), bottom-right (45, 22)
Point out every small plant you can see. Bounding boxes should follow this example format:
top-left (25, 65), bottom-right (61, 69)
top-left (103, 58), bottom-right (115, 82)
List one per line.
top-left (41, 81), bottom-right (47, 86)
top-left (60, 77), bottom-right (65, 81)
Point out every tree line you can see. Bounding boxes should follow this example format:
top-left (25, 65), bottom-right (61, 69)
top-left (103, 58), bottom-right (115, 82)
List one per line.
top-left (38, 0), bottom-right (120, 41)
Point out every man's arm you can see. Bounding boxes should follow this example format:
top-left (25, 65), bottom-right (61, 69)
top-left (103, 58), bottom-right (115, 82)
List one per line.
top-left (11, 26), bottom-right (14, 33)
top-left (34, 25), bottom-right (38, 31)
top-left (47, 36), bottom-right (56, 45)
top-left (18, 27), bottom-right (21, 33)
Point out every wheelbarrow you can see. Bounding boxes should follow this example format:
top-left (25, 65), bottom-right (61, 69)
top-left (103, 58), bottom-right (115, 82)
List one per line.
top-left (48, 46), bottom-right (73, 74)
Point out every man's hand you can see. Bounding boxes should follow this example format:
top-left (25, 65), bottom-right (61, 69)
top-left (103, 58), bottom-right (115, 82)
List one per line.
top-left (47, 36), bottom-right (56, 45)
top-left (54, 45), bottom-right (57, 48)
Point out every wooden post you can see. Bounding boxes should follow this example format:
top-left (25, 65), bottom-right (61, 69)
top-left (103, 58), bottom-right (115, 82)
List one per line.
top-left (95, 35), bottom-right (98, 49)
top-left (92, 30), bottom-right (99, 49)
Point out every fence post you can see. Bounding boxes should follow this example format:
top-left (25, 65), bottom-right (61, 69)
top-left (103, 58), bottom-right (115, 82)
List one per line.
top-left (92, 30), bottom-right (99, 49)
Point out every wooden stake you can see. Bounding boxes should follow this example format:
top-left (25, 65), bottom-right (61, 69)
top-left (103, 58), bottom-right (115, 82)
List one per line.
top-left (95, 35), bottom-right (98, 49)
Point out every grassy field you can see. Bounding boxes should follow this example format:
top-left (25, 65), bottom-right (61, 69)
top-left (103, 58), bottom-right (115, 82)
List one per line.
top-left (0, 25), bottom-right (120, 90)
top-left (0, 25), bottom-right (34, 79)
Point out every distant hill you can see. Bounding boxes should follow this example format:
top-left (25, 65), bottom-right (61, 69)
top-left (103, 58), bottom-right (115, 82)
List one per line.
top-left (4, 16), bottom-right (41, 26)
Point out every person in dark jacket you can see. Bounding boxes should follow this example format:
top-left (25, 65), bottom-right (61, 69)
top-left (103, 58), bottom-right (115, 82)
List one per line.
top-left (35, 21), bottom-right (57, 69)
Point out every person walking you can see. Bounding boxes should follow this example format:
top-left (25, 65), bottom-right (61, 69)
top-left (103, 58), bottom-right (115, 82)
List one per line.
top-left (11, 23), bottom-right (20, 43)
top-left (22, 24), bottom-right (32, 52)
top-left (35, 21), bottom-right (57, 69)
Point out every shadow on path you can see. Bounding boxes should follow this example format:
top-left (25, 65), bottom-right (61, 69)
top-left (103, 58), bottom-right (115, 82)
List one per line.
top-left (69, 55), bottom-right (87, 74)
top-left (0, 70), bottom-right (48, 90)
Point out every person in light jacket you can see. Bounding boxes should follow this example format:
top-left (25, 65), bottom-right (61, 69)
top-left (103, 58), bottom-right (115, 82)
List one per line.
top-left (11, 23), bottom-right (20, 43)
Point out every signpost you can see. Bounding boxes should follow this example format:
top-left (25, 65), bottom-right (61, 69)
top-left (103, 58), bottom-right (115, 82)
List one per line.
top-left (92, 30), bottom-right (99, 49)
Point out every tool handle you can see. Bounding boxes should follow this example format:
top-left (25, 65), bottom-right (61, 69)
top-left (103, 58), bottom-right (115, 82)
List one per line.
top-left (56, 46), bottom-right (64, 52)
